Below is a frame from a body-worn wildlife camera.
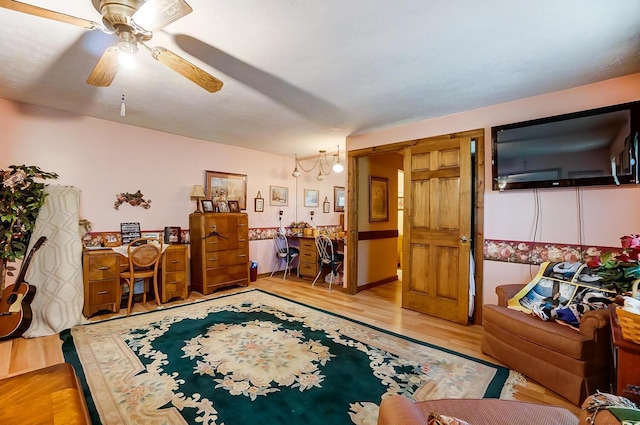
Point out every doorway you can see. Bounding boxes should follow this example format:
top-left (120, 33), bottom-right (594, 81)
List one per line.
top-left (345, 129), bottom-right (485, 324)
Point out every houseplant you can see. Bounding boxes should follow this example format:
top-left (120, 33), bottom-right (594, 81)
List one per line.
top-left (586, 234), bottom-right (640, 294)
top-left (0, 164), bottom-right (58, 291)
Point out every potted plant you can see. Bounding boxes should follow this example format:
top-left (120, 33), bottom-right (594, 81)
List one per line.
top-left (0, 164), bottom-right (58, 291)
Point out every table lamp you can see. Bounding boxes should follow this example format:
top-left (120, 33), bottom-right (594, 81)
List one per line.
top-left (190, 185), bottom-right (206, 213)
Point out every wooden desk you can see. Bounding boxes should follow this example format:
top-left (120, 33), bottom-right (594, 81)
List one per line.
top-left (610, 305), bottom-right (640, 399)
top-left (0, 363), bottom-right (90, 425)
top-left (292, 235), bottom-right (345, 280)
top-left (82, 244), bottom-right (189, 317)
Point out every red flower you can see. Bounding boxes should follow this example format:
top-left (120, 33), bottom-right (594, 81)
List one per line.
top-left (620, 234), bottom-right (640, 249)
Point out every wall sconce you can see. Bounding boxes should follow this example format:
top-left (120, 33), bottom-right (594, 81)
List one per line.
top-left (292, 145), bottom-right (344, 181)
top-left (190, 184), bottom-right (205, 213)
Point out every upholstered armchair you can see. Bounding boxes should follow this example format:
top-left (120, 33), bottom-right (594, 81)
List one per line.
top-left (481, 284), bottom-right (612, 405)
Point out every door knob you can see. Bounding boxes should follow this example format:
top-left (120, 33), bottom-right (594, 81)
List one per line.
top-left (460, 236), bottom-right (468, 242)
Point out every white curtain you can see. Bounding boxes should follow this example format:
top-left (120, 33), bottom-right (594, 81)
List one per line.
top-left (23, 185), bottom-right (86, 338)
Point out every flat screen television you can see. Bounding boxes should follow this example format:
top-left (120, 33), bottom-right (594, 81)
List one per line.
top-left (491, 101), bottom-right (640, 191)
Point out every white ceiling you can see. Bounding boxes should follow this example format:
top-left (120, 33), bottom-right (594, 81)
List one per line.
top-left (1, 0), bottom-right (640, 158)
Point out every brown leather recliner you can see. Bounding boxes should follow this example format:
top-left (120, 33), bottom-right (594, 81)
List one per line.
top-left (481, 284), bottom-right (612, 405)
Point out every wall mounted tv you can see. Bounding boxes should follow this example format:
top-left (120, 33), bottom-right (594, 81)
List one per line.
top-left (491, 101), bottom-right (640, 191)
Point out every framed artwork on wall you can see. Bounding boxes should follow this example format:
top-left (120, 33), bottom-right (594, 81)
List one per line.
top-left (304, 189), bottom-right (319, 207)
top-left (323, 197), bottom-right (330, 213)
top-left (255, 197), bottom-right (264, 212)
top-left (369, 176), bottom-right (389, 222)
top-left (269, 185), bottom-right (288, 206)
top-left (334, 186), bottom-right (345, 212)
top-left (205, 170), bottom-right (247, 210)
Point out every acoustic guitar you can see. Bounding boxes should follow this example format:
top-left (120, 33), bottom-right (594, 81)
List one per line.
top-left (0, 236), bottom-right (47, 340)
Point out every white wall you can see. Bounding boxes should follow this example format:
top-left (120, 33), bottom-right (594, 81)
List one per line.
top-left (347, 73), bottom-right (640, 305)
top-left (0, 99), bottom-right (346, 277)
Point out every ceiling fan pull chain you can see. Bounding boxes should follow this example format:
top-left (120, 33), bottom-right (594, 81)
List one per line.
top-left (120, 93), bottom-right (126, 117)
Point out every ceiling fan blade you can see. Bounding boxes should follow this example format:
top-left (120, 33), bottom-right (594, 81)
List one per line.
top-left (150, 47), bottom-right (222, 93)
top-left (0, 0), bottom-right (101, 30)
top-left (132, 0), bottom-right (192, 31)
top-left (87, 47), bottom-right (120, 87)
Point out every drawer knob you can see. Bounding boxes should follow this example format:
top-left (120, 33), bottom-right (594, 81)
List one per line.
top-left (96, 290), bottom-right (109, 295)
top-left (171, 260), bottom-right (180, 264)
top-left (97, 266), bottom-right (110, 270)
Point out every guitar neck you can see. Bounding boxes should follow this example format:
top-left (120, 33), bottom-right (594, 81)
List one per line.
top-left (12, 236), bottom-right (47, 289)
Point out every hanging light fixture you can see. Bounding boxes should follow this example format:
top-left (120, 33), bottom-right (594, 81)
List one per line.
top-left (292, 145), bottom-right (344, 180)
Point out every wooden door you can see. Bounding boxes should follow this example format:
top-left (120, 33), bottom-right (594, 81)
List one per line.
top-left (402, 136), bottom-right (472, 324)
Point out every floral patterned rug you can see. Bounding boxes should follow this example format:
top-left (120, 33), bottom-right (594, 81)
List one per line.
top-left (61, 289), bottom-right (520, 425)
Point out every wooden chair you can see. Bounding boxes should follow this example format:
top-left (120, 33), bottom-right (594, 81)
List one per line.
top-left (119, 238), bottom-right (162, 315)
top-left (313, 234), bottom-right (344, 289)
top-left (269, 232), bottom-right (300, 280)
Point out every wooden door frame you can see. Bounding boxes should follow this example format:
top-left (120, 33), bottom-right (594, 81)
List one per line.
top-left (346, 129), bottom-right (486, 323)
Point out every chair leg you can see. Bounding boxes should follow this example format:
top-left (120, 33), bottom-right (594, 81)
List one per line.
top-left (153, 275), bottom-right (161, 308)
top-left (312, 268), bottom-right (322, 286)
top-left (126, 280), bottom-right (134, 316)
top-left (282, 257), bottom-right (288, 280)
top-left (269, 256), bottom-right (280, 277)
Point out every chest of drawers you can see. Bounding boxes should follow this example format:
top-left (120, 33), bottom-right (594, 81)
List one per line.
top-left (189, 212), bottom-right (249, 294)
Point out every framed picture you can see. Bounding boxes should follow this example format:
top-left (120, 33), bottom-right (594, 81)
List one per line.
top-left (164, 226), bottom-right (181, 244)
top-left (323, 199), bottom-right (330, 213)
top-left (270, 185), bottom-right (288, 206)
top-left (205, 170), bottom-right (247, 210)
top-left (334, 186), bottom-right (345, 212)
top-left (201, 199), bottom-right (214, 212)
top-left (217, 200), bottom-right (229, 212)
top-left (369, 176), bottom-right (389, 222)
top-left (304, 189), bottom-right (319, 207)
top-left (120, 222), bottom-right (140, 244)
top-left (141, 232), bottom-right (162, 241)
top-left (228, 200), bottom-right (240, 212)
top-left (255, 197), bottom-right (264, 212)
top-left (398, 197), bottom-right (404, 210)
top-left (102, 232), bottom-right (121, 247)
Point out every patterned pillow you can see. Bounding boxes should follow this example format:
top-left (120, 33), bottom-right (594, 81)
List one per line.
top-left (427, 412), bottom-right (471, 425)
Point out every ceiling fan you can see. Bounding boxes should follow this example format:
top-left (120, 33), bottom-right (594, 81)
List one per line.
top-left (0, 0), bottom-right (223, 92)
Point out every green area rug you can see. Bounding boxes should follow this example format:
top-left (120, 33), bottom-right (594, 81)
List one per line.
top-left (61, 289), bottom-right (520, 425)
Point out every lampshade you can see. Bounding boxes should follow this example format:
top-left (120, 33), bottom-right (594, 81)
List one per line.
top-left (190, 185), bottom-right (205, 198)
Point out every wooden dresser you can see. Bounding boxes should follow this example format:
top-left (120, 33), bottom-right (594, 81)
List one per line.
top-left (159, 245), bottom-right (189, 303)
top-left (82, 244), bottom-right (189, 317)
top-left (189, 212), bottom-right (249, 294)
top-left (297, 236), bottom-right (319, 279)
top-left (82, 249), bottom-right (121, 317)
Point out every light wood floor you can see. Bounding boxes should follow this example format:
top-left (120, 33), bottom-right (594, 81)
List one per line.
top-left (0, 275), bottom-right (581, 415)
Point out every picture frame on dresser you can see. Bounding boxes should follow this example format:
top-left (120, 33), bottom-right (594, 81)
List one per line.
top-left (228, 200), bottom-right (240, 212)
top-left (205, 170), bottom-right (247, 210)
top-left (102, 232), bottom-right (120, 247)
top-left (201, 199), bottom-right (214, 212)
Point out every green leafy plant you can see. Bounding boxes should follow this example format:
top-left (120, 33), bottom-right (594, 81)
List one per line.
top-left (1, 164), bottom-right (58, 287)
top-left (587, 234), bottom-right (640, 293)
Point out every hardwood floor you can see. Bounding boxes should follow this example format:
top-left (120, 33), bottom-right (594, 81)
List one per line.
top-left (0, 275), bottom-right (581, 415)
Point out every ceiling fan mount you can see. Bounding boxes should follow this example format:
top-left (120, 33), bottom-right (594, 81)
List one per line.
top-left (0, 0), bottom-right (222, 92)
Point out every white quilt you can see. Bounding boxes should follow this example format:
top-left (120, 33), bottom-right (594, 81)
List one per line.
top-left (23, 185), bottom-right (86, 338)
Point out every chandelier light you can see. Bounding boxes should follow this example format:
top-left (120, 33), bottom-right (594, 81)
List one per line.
top-left (292, 145), bottom-right (344, 181)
